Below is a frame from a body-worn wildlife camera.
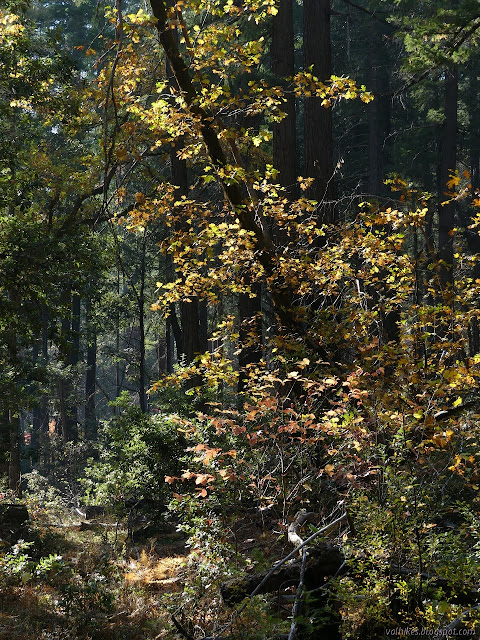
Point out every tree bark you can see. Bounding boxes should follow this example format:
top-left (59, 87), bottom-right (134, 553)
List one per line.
top-left (303, 0), bottom-right (335, 223)
top-left (271, 0), bottom-right (297, 199)
top-left (114, 267), bottom-right (124, 413)
top-left (3, 292), bottom-right (21, 495)
top-left (470, 62), bottom-right (480, 191)
top-left (167, 47), bottom-right (207, 384)
top-left (166, 314), bottom-right (175, 373)
top-left (367, 19), bottom-right (389, 196)
top-left (438, 67), bottom-right (457, 294)
top-left (467, 63), bottom-right (480, 355)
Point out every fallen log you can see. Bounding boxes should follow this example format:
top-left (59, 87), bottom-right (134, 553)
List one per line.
top-left (221, 542), bottom-right (344, 605)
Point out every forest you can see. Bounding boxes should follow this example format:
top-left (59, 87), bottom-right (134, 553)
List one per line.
top-left (2, 0), bottom-right (480, 638)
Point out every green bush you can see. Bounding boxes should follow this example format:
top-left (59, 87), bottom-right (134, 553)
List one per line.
top-left (81, 392), bottom-right (185, 505)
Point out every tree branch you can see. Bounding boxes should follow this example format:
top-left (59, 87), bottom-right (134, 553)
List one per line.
top-left (148, 0), bottom-right (329, 356)
top-left (339, 0), bottom-right (391, 26)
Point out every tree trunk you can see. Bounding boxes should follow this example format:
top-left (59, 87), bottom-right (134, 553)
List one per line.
top-left (468, 63), bottom-right (480, 355)
top-left (470, 61), bottom-right (480, 191)
top-left (169, 64), bottom-right (207, 383)
top-left (85, 299), bottom-right (97, 438)
top-left (8, 411), bottom-right (21, 496)
top-left (115, 267), bottom-right (122, 413)
top-left (166, 315), bottom-right (175, 373)
top-left (70, 294), bottom-right (81, 437)
top-left (168, 301), bottom-right (183, 360)
top-left (271, 0), bottom-right (297, 199)
top-left (31, 306), bottom-right (49, 452)
top-left (59, 293), bottom-right (80, 442)
top-left (303, 0), bottom-right (335, 223)
top-left (438, 67), bottom-right (457, 295)
top-left (238, 285), bottom-right (262, 392)
top-left (367, 20), bottom-right (386, 196)
top-left (0, 411), bottom-right (9, 479)
top-left (138, 234), bottom-right (148, 413)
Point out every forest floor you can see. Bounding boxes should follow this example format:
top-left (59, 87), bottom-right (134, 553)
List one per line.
top-left (0, 505), bottom-right (190, 640)
top-left (0, 504), bottom-right (286, 640)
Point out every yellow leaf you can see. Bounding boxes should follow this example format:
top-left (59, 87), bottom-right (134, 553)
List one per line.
top-left (446, 173), bottom-right (460, 189)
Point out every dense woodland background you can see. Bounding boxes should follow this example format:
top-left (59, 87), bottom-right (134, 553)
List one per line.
top-left (2, 0), bottom-right (480, 638)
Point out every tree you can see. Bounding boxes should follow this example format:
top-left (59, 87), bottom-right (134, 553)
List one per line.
top-left (271, 0), bottom-right (297, 198)
top-left (303, 0), bottom-right (335, 221)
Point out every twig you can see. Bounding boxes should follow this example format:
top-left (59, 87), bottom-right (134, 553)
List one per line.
top-left (339, 0), bottom-right (390, 26)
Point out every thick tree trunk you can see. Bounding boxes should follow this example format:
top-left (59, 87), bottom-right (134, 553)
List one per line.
top-left (3, 291), bottom-right (21, 495)
top-left (166, 316), bottom-right (175, 373)
top-left (167, 51), bottom-right (207, 384)
top-left (468, 64), bottom-right (480, 355)
top-left (470, 62), bottom-right (480, 191)
top-left (438, 67), bottom-right (457, 294)
top-left (168, 301), bottom-right (183, 360)
top-left (0, 411), bottom-right (9, 479)
top-left (303, 0), bottom-right (335, 223)
top-left (271, 0), bottom-right (297, 199)
top-left (171, 143), bottom-right (203, 368)
top-left (70, 294), bottom-right (80, 436)
top-left (367, 20), bottom-right (386, 196)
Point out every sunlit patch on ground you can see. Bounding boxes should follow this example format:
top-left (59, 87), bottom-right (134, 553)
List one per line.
top-left (124, 551), bottom-right (185, 591)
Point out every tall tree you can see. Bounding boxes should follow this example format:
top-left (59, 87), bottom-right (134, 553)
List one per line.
top-left (437, 67), bottom-right (458, 294)
top-left (303, 0), bottom-right (335, 221)
top-left (84, 299), bottom-right (97, 438)
top-left (271, 0), bottom-right (297, 199)
top-left (168, 51), bottom-right (208, 384)
top-left (58, 291), bottom-right (80, 442)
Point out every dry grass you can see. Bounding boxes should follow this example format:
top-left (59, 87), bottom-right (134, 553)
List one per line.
top-left (0, 510), bottom-right (188, 640)
top-left (124, 552), bottom-right (185, 592)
